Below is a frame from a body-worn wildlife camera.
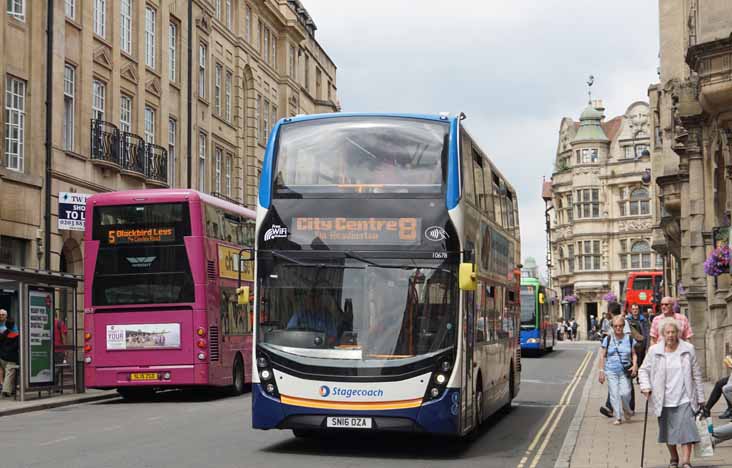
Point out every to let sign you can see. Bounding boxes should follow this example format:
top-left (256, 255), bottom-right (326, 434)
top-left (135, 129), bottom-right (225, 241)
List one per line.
top-left (58, 192), bottom-right (91, 231)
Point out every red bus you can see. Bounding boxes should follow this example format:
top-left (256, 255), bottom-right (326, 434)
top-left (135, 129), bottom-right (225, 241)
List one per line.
top-left (83, 189), bottom-right (256, 399)
top-left (624, 271), bottom-right (663, 314)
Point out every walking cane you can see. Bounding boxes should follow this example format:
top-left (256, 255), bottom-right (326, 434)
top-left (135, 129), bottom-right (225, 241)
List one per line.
top-left (640, 397), bottom-right (649, 468)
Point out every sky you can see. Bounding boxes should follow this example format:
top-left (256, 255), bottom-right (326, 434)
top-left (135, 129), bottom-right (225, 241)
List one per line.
top-left (303, 0), bottom-right (660, 276)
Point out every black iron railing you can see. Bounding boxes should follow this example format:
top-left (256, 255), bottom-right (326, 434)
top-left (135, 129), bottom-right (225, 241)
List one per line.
top-left (146, 144), bottom-right (168, 184)
top-left (90, 119), bottom-right (120, 165)
top-left (90, 120), bottom-right (168, 185)
top-left (119, 132), bottom-right (146, 176)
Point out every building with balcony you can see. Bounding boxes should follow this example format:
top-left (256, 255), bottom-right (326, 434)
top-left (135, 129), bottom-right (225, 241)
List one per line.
top-left (547, 99), bottom-right (658, 338)
top-left (1, 0), bottom-right (338, 271)
top-left (648, 0), bottom-right (732, 380)
top-left (0, 0), bottom-right (338, 364)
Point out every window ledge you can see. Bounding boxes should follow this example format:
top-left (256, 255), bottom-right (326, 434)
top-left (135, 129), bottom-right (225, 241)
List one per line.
top-left (198, 96), bottom-right (210, 106)
top-left (65, 17), bottom-right (82, 31)
top-left (93, 34), bottom-right (113, 49)
top-left (7, 16), bottom-right (27, 31)
top-left (0, 166), bottom-right (43, 188)
top-left (64, 149), bottom-right (87, 161)
top-left (169, 80), bottom-right (181, 91)
top-left (121, 51), bottom-right (137, 63)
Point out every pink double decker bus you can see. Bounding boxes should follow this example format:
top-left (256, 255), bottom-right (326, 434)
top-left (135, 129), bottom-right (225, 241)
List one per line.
top-left (83, 189), bottom-right (256, 399)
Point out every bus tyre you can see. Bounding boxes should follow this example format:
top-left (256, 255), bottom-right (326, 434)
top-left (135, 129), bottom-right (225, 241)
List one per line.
top-left (117, 387), bottom-right (154, 401)
top-left (231, 356), bottom-right (245, 395)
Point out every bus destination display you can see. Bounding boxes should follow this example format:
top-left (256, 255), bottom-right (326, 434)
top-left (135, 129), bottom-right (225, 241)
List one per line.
top-left (291, 217), bottom-right (421, 245)
top-left (106, 227), bottom-right (175, 245)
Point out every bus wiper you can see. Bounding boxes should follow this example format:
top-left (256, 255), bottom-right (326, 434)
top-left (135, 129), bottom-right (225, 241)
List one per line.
top-left (270, 251), bottom-right (364, 269)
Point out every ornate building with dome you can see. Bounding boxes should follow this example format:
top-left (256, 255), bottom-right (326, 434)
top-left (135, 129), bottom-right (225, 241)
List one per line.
top-left (546, 99), bottom-right (658, 337)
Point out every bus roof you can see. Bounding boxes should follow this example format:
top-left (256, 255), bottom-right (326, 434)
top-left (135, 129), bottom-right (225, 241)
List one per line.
top-left (277, 112), bottom-right (455, 126)
top-left (87, 189), bottom-right (256, 219)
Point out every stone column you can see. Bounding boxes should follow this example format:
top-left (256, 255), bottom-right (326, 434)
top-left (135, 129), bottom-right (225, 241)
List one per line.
top-left (677, 119), bottom-right (708, 375)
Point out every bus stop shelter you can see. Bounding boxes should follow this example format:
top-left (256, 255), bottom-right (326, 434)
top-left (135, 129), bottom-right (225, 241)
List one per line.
top-left (0, 263), bottom-right (81, 401)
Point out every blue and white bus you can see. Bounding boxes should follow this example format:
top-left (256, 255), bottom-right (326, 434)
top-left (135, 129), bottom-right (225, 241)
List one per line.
top-left (250, 113), bottom-right (521, 437)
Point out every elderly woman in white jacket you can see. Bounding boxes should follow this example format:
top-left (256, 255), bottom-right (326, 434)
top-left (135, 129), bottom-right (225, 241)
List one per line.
top-left (639, 317), bottom-right (704, 468)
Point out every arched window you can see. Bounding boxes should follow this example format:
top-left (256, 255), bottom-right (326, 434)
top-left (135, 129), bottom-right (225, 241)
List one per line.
top-left (620, 187), bottom-right (650, 216)
top-left (630, 240), bottom-right (651, 269)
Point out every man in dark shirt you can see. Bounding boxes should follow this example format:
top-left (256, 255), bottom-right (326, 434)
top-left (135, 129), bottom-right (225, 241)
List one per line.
top-left (0, 319), bottom-right (20, 398)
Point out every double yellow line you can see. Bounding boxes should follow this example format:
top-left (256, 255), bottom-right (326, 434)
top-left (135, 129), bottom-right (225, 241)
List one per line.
top-left (516, 350), bottom-right (594, 468)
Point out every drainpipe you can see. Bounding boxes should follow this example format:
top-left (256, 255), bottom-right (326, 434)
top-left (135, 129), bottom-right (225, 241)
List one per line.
top-left (186, 0), bottom-right (193, 188)
top-left (44, 0), bottom-right (54, 271)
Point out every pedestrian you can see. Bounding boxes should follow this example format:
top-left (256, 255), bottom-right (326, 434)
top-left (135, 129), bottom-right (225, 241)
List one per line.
top-left (703, 353), bottom-right (732, 419)
top-left (650, 297), bottom-right (693, 346)
top-left (0, 319), bottom-right (19, 398)
top-left (600, 311), bottom-right (612, 338)
top-left (627, 303), bottom-right (650, 366)
top-left (590, 314), bottom-right (598, 338)
top-left (639, 317), bottom-right (704, 468)
top-left (598, 315), bottom-right (638, 425)
top-left (570, 317), bottom-right (579, 341)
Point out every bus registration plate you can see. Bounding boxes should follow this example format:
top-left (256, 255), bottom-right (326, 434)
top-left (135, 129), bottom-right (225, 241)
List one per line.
top-left (326, 417), bottom-right (372, 429)
top-left (130, 372), bottom-right (158, 381)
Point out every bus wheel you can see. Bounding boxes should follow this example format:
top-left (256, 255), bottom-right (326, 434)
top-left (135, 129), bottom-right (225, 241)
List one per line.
top-left (117, 387), bottom-right (154, 401)
top-left (231, 355), bottom-right (245, 395)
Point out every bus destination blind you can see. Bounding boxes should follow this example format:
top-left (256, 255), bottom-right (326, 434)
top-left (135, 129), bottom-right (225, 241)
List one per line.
top-left (291, 217), bottom-right (421, 245)
top-left (106, 227), bottom-right (176, 245)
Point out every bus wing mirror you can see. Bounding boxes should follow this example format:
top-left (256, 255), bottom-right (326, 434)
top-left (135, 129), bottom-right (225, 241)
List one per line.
top-left (237, 286), bottom-right (250, 305)
top-left (459, 263), bottom-right (476, 291)
top-left (539, 293), bottom-right (545, 304)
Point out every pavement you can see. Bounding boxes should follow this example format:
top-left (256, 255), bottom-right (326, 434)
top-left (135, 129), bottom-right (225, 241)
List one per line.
top-left (554, 352), bottom-right (732, 468)
top-left (0, 388), bottom-right (118, 417)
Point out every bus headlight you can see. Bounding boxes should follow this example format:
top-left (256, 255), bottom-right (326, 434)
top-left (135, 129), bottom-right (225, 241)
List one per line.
top-left (84, 357), bottom-right (92, 364)
top-left (163, 372), bottom-right (171, 380)
top-left (430, 388), bottom-right (440, 398)
top-left (435, 374), bottom-right (446, 385)
top-left (256, 356), bottom-right (268, 368)
top-left (527, 338), bottom-right (539, 344)
top-left (265, 383), bottom-right (276, 394)
top-left (197, 352), bottom-right (206, 360)
top-left (440, 360), bottom-right (452, 372)
top-left (260, 369), bottom-right (272, 380)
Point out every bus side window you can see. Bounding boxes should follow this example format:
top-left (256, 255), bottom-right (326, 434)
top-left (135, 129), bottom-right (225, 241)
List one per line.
top-left (475, 281), bottom-right (486, 343)
top-left (482, 162), bottom-right (495, 220)
top-left (472, 150), bottom-right (487, 210)
top-left (460, 129), bottom-right (476, 206)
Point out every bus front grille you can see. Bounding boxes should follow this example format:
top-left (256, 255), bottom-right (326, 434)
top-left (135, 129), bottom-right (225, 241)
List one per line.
top-left (209, 326), bottom-right (220, 361)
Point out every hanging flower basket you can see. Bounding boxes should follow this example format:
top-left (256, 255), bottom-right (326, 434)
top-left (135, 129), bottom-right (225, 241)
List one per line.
top-left (563, 295), bottom-right (578, 304)
top-left (602, 291), bottom-right (617, 302)
top-left (703, 245), bottom-right (731, 277)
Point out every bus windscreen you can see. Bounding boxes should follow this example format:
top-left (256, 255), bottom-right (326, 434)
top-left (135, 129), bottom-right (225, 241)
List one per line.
top-left (91, 203), bottom-right (194, 306)
top-left (258, 255), bottom-right (457, 360)
top-left (273, 117), bottom-right (449, 196)
top-left (520, 285), bottom-right (536, 327)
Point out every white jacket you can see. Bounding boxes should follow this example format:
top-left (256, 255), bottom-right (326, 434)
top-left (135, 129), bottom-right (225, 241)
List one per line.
top-left (638, 340), bottom-right (704, 417)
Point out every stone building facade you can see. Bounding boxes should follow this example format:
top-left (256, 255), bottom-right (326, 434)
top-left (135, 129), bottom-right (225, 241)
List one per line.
top-left (648, 0), bottom-right (732, 380)
top-left (0, 0), bottom-right (338, 352)
top-left (547, 100), bottom-right (660, 338)
top-left (1, 0), bottom-right (338, 271)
